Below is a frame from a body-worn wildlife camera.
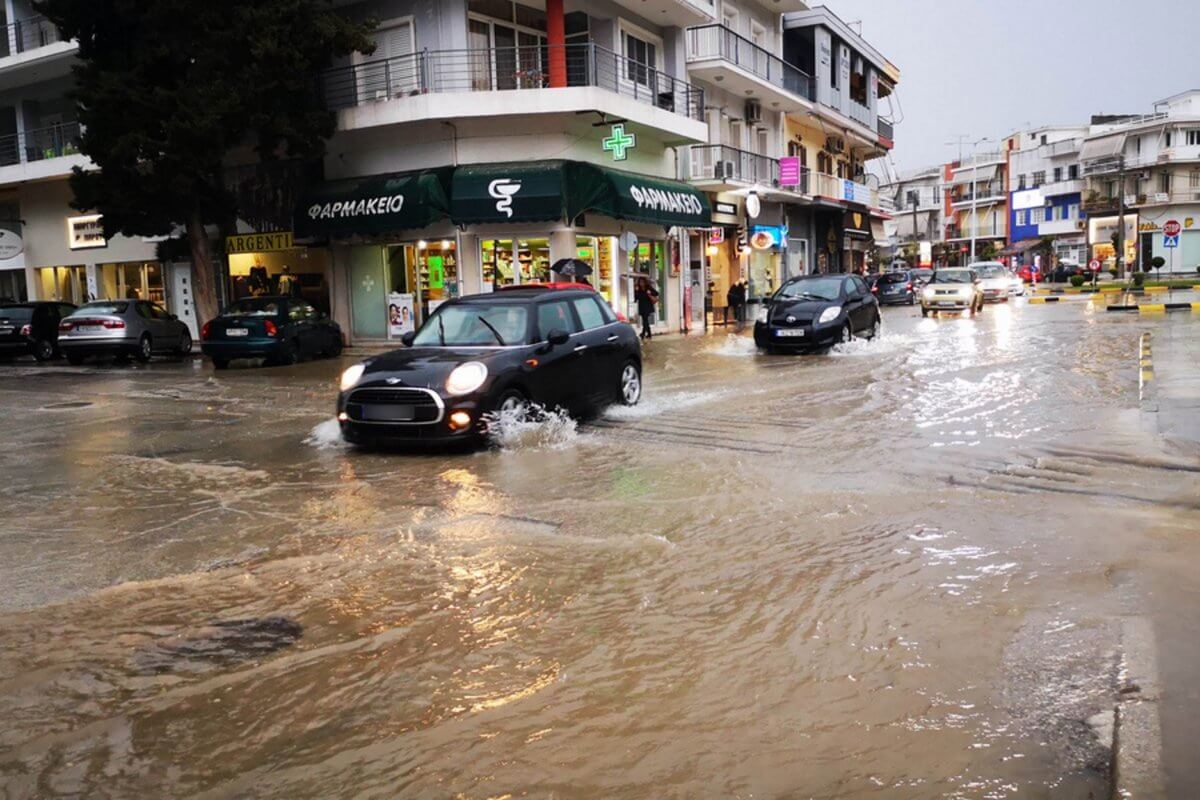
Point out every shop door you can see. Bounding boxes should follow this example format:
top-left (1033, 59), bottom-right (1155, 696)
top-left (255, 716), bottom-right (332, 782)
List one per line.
top-left (349, 247), bottom-right (388, 340)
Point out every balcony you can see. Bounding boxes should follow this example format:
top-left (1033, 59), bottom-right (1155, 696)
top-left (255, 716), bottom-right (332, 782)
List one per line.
top-left (0, 15), bottom-right (75, 88)
top-left (685, 24), bottom-right (813, 113)
top-left (609, 0), bottom-right (716, 26)
top-left (1133, 188), bottom-right (1200, 206)
top-left (1038, 178), bottom-right (1086, 197)
top-left (878, 117), bottom-right (894, 141)
top-left (1, 15), bottom-right (61, 56)
top-left (1039, 218), bottom-right (1086, 236)
top-left (321, 43), bottom-right (707, 144)
top-left (0, 120), bottom-right (87, 183)
top-left (681, 144), bottom-right (785, 190)
top-left (1042, 138), bottom-right (1081, 158)
top-left (947, 223), bottom-right (1006, 240)
top-left (811, 171), bottom-right (881, 209)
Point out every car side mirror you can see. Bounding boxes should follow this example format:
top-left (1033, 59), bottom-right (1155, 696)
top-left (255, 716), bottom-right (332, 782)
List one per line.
top-left (401, 331), bottom-right (416, 347)
top-left (169, 313), bottom-right (178, 321)
top-left (547, 329), bottom-right (570, 347)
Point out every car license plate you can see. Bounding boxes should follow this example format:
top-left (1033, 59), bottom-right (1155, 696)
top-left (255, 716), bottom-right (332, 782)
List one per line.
top-left (362, 404), bottom-right (415, 422)
top-left (79, 325), bottom-right (104, 333)
top-left (938, 301), bottom-right (958, 307)
top-left (775, 329), bottom-right (805, 338)
top-left (226, 328), bottom-right (249, 337)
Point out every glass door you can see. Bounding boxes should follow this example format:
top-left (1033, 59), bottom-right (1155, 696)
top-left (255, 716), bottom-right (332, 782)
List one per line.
top-left (468, 19), bottom-right (492, 90)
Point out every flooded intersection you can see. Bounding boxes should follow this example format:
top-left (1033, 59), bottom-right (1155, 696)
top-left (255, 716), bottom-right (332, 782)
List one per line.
top-left (2, 301), bottom-right (1199, 798)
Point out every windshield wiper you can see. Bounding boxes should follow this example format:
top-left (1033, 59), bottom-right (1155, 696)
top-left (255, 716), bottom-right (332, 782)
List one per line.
top-left (787, 292), bottom-right (829, 301)
top-left (476, 316), bottom-right (507, 346)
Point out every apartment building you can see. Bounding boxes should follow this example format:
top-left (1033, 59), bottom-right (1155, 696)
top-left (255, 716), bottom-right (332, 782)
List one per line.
top-left (880, 164), bottom-right (943, 262)
top-left (1079, 90), bottom-right (1200, 274)
top-left (1005, 125), bottom-right (1089, 266)
top-left (944, 148), bottom-right (1008, 261)
top-left (0, 4), bottom-right (198, 331)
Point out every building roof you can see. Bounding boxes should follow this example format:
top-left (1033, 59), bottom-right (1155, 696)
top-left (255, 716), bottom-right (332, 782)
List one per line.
top-left (782, 6), bottom-right (900, 84)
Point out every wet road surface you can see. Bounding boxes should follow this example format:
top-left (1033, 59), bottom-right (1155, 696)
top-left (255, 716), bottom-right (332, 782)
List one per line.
top-left (2, 297), bottom-right (1200, 798)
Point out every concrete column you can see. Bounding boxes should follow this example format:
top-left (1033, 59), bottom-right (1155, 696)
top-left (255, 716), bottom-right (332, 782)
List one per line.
top-left (458, 232), bottom-right (482, 294)
top-left (546, 0), bottom-right (566, 88)
top-left (4, 0), bottom-right (16, 56)
top-left (548, 228), bottom-right (575, 278)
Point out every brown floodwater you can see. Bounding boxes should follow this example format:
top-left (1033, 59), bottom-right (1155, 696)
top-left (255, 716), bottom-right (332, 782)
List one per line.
top-left (1, 299), bottom-right (1198, 798)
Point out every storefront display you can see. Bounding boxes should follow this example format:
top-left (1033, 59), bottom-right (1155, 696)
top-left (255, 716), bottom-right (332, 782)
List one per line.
top-left (36, 266), bottom-right (87, 304)
top-left (97, 261), bottom-right (165, 303)
top-left (227, 233), bottom-right (332, 314)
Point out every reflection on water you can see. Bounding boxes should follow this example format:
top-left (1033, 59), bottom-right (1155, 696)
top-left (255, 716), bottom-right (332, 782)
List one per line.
top-left (0, 302), bottom-right (1195, 798)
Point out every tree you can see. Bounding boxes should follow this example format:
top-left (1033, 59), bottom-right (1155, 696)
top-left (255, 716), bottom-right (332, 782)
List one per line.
top-left (976, 241), bottom-right (998, 261)
top-left (35, 0), bottom-right (375, 323)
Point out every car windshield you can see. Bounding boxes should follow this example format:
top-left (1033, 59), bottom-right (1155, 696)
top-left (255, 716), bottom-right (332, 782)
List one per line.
top-left (412, 303), bottom-right (530, 347)
top-left (73, 302), bottom-right (128, 316)
top-left (912, 269), bottom-right (933, 280)
top-left (879, 273), bottom-right (910, 285)
top-left (0, 305), bottom-right (33, 322)
top-left (775, 277), bottom-right (843, 302)
top-left (975, 265), bottom-right (1005, 278)
top-left (931, 270), bottom-right (974, 284)
top-left (224, 299), bottom-right (282, 317)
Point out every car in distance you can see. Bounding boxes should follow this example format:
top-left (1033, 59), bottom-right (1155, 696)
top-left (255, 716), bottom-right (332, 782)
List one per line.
top-left (971, 262), bottom-right (1012, 303)
top-left (911, 268), bottom-right (934, 287)
top-left (337, 286), bottom-right (641, 448)
top-left (872, 270), bottom-right (917, 305)
top-left (0, 302), bottom-right (76, 361)
top-left (920, 268), bottom-right (984, 316)
top-left (753, 274), bottom-right (882, 353)
top-left (59, 299), bottom-right (193, 364)
top-left (201, 296), bottom-right (343, 369)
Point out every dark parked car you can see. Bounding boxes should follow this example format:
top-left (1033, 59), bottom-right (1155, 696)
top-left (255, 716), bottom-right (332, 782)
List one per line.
top-left (753, 274), bottom-right (882, 353)
top-left (336, 286), bottom-right (641, 448)
top-left (872, 271), bottom-right (917, 305)
top-left (0, 302), bottom-right (76, 361)
top-left (200, 296), bottom-right (343, 369)
top-left (59, 300), bottom-right (192, 364)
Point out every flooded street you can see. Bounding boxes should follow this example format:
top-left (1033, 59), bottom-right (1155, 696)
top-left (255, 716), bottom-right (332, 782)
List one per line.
top-left (2, 299), bottom-right (1199, 798)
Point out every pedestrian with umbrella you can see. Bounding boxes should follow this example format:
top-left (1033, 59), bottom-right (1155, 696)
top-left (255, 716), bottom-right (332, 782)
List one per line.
top-left (634, 276), bottom-right (659, 340)
top-left (551, 258), bottom-right (593, 286)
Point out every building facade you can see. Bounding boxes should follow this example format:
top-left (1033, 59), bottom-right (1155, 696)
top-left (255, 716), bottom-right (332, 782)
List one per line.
top-left (880, 165), bottom-right (943, 263)
top-left (1006, 126), bottom-right (1088, 266)
top-left (945, 149), bottom-right (1008, 263)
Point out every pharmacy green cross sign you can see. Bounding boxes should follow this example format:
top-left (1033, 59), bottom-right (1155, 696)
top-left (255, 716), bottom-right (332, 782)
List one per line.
top-left (602, 124), bottom-right (636, 161)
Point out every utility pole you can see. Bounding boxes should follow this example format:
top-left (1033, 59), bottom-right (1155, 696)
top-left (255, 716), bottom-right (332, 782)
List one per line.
top-left (968, 137), bottom-right (991, 263)
top-left (909, 189), bottom-right (919, 264)
top-left (1116, 155), bottom-right (1127, 279)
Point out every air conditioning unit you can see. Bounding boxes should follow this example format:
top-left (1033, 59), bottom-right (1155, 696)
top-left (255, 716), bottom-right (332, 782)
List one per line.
top-left (744, 100), bottom-right (763, 124)
top-left (714, 160), bottom-right (737, 180)
top-left (825, 135), bottom-right (845, 153)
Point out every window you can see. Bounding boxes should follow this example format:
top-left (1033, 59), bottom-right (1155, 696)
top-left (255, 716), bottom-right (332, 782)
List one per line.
top-left (1053, 167), bottom-right (1062, 182)
top-left (1018, 174), bottom-right (1027, 190)
top-left (722, 7), bottom-right (738, 33)
top-left (1068, 164), bottom-right (1079, 180)
top-left (536, 300), bottom-right (580, 339)
top-left (1067, 204), bottom-right (1079, 220)
top-left (624, 32), bottom-right (657, 88)
top-left (149, 303), bottom-right (171, 320)
top-left (1188, 130), bottom-right (1200, 147)
top-left (1159, 172), bottom-right (1171, 194)
top-left (1031, 207), bottom-right (1045, 225)
top-left (1016, 210), bottom-right (1027, 226)
top-left (1031, 171), bottom-right (1045, 188)
top-left (1191, 170), bottom-right (1200, 189)
top-left (571, 297), bottom-right (607, 330)
top-left (1165, 131), bottom-right (1173, 148)
top-left (1041, 135), bottom-right (1048, 145)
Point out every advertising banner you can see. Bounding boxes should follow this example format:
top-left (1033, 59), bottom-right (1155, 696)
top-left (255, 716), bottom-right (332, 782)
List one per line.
top-left (387, 293), bottom-right (416, 339)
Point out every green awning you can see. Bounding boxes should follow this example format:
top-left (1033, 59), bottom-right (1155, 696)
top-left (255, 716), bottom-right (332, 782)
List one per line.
top-left (295, 167), bottom-right (453, 238)
top-left (451, 160), bottom-right (711, 229)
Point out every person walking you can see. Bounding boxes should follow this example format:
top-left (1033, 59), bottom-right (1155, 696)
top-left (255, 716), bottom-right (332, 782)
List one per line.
top-left (635, 277), bottom-right (659, 340)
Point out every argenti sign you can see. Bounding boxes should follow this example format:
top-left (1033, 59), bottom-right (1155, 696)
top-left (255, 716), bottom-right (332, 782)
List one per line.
top-left (306, 194), bottom-right (405, 222)
top-left (226, 231), bottom-right (294, 254)
top-left (628, 184), bottom-right (705, 217)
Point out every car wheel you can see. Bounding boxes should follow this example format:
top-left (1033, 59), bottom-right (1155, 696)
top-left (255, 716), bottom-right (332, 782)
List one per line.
top-left (618, 360), bottom-right (642, 406)
top-left (494, 388), bottom-right (529, 420)
top-left (32, 338), bottom-right (54, 362)
top-left (326, 335), bottom-right (343, 358)
top-left (66, 352), bottom-right (86, 366)
top-left (274, 339), bottom-right (299, 367)
top-left (134, 334), bottom-right (153, 363)
top-left (212, 358), bottom-right (230, 370)
top-left (867, 314), bottom-right (882, 340)
top-left (175, 331), bottom-right (192, 358)
top-left (838, 322), bottom-right (854, 344)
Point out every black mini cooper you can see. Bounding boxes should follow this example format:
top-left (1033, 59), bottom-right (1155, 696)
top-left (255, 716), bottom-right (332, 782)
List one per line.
top-left (337, 286), bottom-right (642, 447)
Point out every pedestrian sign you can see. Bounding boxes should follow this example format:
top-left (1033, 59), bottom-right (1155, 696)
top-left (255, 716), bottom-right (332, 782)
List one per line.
top-left (1164, 234), bottom-right (1180, 248)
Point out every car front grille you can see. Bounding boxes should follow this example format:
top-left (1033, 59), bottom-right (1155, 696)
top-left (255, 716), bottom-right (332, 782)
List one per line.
top-left (346, 386), bottom-right (443, 424)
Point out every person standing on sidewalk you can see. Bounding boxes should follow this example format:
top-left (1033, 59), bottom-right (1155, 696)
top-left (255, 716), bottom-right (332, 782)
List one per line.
top-left (635, 277), bottom-right (659, 340)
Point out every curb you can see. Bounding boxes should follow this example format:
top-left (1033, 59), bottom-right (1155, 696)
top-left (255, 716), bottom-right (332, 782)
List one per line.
top-left (1106, 303), bottom-right (1200, 313)
top-left (1029, 296), bottom-right (1059, 304)
top-left (1111, 617), bottom-right (1165, 799)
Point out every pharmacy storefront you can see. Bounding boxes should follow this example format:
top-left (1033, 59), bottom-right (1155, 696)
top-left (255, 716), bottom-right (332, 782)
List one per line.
top-left (296, 160), bottom-right (710, 343)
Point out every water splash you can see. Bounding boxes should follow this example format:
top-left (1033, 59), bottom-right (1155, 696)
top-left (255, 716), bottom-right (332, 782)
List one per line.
top-left (829, 331), bottom-right (916, 358)
top-left (305, 418), bottom-right (349, 450)
top-left (604, 389), bottom-right (727, 421)
top-left (705, 334), bottom-right (759, 357)
top-left (484, 405), bottom-right (579, 451)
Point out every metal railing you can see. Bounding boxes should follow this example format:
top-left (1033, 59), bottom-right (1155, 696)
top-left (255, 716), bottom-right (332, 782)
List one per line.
top-left (682, 144), bottom-right (784, 187)
top-left (955, 151), bottom-right (1005, 169)
top-left (947, 223), bottom-right (1006, 239)
top-left (811, 171), bottom-right (879, 207)
top-left (878, 117), bottom-right (894, 140)
top-left (847, 100), bottom-right (871, 128)
top-left (0, 121), bottom-right (81, 167)
top-left (685, 24), bottom-right (813, 101)
top-left (951, 186), bottom-right (1004, 204)
top-left (0, 16), bottom-right (63, 58)
top-left (321, 43), bottom-right (705, 121)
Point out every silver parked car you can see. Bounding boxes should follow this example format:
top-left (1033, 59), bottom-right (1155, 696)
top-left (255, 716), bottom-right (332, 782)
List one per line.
top-left (59, 299), bottom-right (193, 365)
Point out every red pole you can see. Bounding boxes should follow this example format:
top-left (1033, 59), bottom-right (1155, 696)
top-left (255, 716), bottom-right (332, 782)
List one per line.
top-left (547, 0), bottom-right (567, 88)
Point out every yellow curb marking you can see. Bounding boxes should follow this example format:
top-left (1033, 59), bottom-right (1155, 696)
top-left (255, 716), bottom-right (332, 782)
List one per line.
top-left (1144, 286), bottom-right (1169, 293)
top-left (1139, 304), bottom-right (1167, 314)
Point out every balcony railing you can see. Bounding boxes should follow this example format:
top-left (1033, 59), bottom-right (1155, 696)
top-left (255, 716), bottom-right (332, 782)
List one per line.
top-left (682, 144), bottom-right (784, 188)
top-left (951, 188), bottom-right (1004, 205)
top-left (947, 223), bottom-right (1006, 239)
top-left (847, 100), bottom-right (871, 128)
top-left (956, 151), bottom-right (1005, 169)
top-left (322, 43), bottom-right (705, 121)
top-left (0, 121), bottom-right (81, 167)
top-left (811, 171), bottom-right (879, 207)
top-left (685, 24), bottom-right (813, 102)
top-left (0, 16), bottom-right (63, 58)
top-left (878, 117), bottom-right (894, 141)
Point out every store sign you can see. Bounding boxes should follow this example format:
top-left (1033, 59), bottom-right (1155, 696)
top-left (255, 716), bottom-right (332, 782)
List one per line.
top-left (67, 214), bottom-right (106, 250)
top-left (714, 201), bottom-right (738, 217)
top-left (779, 157), bottom-right (801, 187)
top-left (750, 225), bottom-right (786, 250)
top-left (1012, 189), bottom-right (1045, 211)
top-left (842, 180), bottom-right (873, 206)
top-left (307, 194), bottom-right (405, 223)
top-left (0, 229), bottom-right (23, 260)
top-left (602, 124), bottom-right (637, 162)
top-left (225, 231), bottom-right (294, 254)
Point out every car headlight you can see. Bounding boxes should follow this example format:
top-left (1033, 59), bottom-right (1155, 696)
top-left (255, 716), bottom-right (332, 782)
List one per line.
top-left (340, 363), bottom-right (365, 392)
top-left (818, 306), bottom-right (842, 325)
top-left (446, 361), bottom-right (488, 396)
top-left (756, 305), bottom-right (769, 324)
top-left (923, 287), bottom-right (936, 299)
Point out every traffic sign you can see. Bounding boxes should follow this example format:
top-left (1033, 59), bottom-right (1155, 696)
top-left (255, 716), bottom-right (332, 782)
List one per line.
top-left (1164, 219), bottom-right (1181, 248)
top-left (1089, 258), bottom-right (1102, 271)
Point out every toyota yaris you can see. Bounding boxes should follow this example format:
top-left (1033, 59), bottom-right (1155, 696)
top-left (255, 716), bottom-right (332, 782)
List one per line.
top-left (337, 287), bottom-right (641, 448)
top-left (753, 274), bottom-right (881, 353)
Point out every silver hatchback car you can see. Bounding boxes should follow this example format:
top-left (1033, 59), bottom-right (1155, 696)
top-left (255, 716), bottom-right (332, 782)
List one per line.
top-left (59, 299), bottom-right (193, 365)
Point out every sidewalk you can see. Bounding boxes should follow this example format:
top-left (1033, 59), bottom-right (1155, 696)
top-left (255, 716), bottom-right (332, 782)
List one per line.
top-left (1147, 321), bottom-right (1200, 451)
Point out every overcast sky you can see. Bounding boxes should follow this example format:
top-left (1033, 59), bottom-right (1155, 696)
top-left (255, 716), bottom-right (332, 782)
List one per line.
top-left (823, 0), bottom-right (1200, 176)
